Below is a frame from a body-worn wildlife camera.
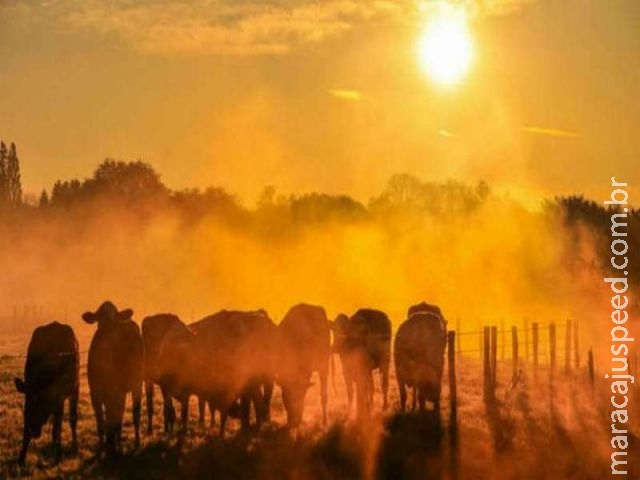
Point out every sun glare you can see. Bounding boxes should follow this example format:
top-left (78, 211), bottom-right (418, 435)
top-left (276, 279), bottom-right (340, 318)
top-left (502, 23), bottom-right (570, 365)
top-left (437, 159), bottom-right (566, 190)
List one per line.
top-left (418, 7), bottom-right (474, 87)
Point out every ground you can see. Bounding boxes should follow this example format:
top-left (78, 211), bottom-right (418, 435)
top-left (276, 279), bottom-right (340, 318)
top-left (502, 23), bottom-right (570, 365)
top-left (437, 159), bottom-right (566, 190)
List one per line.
top-left (0, 325), bottom-right (638, 479)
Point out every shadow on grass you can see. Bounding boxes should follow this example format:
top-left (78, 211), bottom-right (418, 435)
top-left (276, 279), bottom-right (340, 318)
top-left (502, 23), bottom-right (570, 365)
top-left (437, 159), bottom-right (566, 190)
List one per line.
top-left (376, 411), bottom-right (447, 480)
top-left (45, 414), bottom-right (452, 480)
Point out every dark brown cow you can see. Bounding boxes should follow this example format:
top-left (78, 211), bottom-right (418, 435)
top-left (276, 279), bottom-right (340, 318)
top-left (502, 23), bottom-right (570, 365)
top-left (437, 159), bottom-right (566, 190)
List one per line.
top-left (277, 303), bottom-right (331, 427)
top-left (332, 308), bottom-right (391, 417)
top-left (14, 322), bottom-right (79, 465)
top-left (141, 313), bottom-right (188, 434)
top-left (394, 303), bottom-right (447, 413)
top-left (154, 323), bottom-right (219, 434)
top-left (174, 309), bottom-right (277, 435)
top-left (83, 301), bottom-right (143, 456)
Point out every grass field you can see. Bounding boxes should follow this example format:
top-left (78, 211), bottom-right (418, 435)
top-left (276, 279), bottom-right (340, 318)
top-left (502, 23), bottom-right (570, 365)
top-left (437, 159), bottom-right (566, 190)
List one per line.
top-left (0, 324), bottom-right (638, 479)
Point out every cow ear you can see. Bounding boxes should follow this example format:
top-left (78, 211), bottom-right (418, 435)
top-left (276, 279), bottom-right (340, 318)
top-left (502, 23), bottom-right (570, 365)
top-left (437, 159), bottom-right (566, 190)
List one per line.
top-left (14, 378), bottom-right (26, 394)
top-left (82, 312), bottom-right (97, 324)
top-left (120, 309), bottom-right (133, 320)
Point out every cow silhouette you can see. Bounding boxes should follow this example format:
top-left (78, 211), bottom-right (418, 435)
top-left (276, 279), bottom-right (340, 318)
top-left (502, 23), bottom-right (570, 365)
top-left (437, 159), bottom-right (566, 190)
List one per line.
top-left (332, 308), bottom-right (391, 417)
top-left (83, 301), bottom-right (143, 456)
top-left (141, 313), bottom-right (187, 434)
top-left (14, 322), bottom-right (79, 465)
top-left (395, 302), bottom-right (447, 413)
top-left (170, 309), bottom-right (277, 435)
top-left (277, 303), bottom-right (331, 428)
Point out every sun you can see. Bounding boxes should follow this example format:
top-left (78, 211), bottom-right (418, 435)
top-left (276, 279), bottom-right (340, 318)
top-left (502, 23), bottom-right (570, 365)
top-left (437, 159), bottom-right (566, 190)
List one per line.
top-left (418, 7), bottom-right (474, 87)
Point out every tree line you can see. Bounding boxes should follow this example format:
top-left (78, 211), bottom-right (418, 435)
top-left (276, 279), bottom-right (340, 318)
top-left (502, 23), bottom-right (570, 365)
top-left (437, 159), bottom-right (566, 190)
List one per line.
top-left (2, 146), bottom-right (638, 286)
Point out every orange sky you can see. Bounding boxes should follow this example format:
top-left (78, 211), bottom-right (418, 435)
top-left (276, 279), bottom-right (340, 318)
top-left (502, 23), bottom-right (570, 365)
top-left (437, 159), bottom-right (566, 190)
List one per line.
top-left (0, 0), bottom-right (638, 204)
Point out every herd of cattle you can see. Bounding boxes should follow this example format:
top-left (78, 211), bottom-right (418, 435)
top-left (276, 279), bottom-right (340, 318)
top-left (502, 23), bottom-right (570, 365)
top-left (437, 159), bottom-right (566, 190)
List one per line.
top-left (12, 301), bottom-right (448, 466)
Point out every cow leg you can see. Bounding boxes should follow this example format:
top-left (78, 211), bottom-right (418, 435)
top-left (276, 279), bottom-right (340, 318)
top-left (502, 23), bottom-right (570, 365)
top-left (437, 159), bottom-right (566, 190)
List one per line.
top-left (320, 368), bottom-right (328, 425)
top-left (263, 377), bottom-right (274, 423)
top-left (132, 386), bottom-right (142, 448)
top-left (418, 389), bottom-right (427, 412)
top-left (381, 363), bottom-right (389, 410)
top-left (346, 379), bottom-right (354, 414)
top-left (240, 391), bottom-right (251, 431)
top-left (179, 395), bottom-right (189, 433)
top-left (398, 378), bottom-right (407, 412)
top-left (145, 380), bottom-right (154, 435)
top-left (52, 400), bottom-right (64, 463)
top-left (160, 386), bottom-right (175, 434)
top-left (343, 368), bottom-right (354, 413)
top-left (411, 387), bottom-right (418, 412)
top-left (90, 391), bottom-right (105, 452)
top-left (249, 384), bottom-right (265, 427)
top-left (197, 395), bottom-right (206, 427)
top-left (70, 385), bottom-right (79, 452)
top-left (219, 406), bottom-right (228, 437)
top-left (18, 428), bottom-right (31, 466)
top-left (105, 393), bottom-right (125, 456)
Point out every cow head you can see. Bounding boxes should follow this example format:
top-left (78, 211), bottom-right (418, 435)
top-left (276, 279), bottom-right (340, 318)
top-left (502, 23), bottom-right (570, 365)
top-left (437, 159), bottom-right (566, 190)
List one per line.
top-left (14, 378), bottom-right (50, 438)
top-left (82, 301), bottom-right (133, 329)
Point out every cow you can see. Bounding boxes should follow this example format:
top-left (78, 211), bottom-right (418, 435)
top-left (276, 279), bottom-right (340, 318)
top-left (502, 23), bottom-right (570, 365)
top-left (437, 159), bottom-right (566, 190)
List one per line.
top-left (154, 323), bottom-right (218, 435)
top-left (83, 301), bottom-right (144, 456)
top-left (332, 308), bottom-right (391, 417)
top-left (14, 322), bottom-right (79, 466)
top-left (179, 309), bottom-right (277, 435)
top-left (395, 302), bottom-right (447, 413)
top-left (141, 313), bottom-right (188, 434)
top-left (277, 303), bottom-right (331, 428)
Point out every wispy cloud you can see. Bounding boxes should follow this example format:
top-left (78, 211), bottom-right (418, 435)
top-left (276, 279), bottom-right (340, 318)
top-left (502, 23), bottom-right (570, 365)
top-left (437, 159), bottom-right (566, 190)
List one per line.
top-left (328, 89), bottom-right (365, 101)
top-left (522, 126), bottom-right (580, 138)
top-left (1, 0), bottom-right (539, 56)
top-left (418, 0), bottom-right (538, 18)
top-left (60, 0), bottom-right (405, 55)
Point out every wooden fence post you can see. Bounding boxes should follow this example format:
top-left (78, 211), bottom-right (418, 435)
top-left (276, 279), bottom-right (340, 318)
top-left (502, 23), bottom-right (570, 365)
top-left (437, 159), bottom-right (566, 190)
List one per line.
top-left (479, 328), bottom-right (484, 361)
top-left (564, 319), bottom-right (572, 373)
top-left (532, 322), bottom-right (539, 378)
top-left (491, 326), bottom-right (498, 387)
top-left (448, 331), bottom-right (457, 427)
top-left (574, 320), bottom-right (580, 370)
top-left (500, 318), bottom-right (506, 361)
top-left (483, 327), bottom-right (491, 393)
top-left (587, 348), bottom-right (595, 385)
top-left (524, 317), bottom-right (530, 363)
top-left (549, 322), bottom-right (557, 377)
top-left (512, 326), bottom-right (519, 377)
top-left (455, 318), bottom-right (461, 356)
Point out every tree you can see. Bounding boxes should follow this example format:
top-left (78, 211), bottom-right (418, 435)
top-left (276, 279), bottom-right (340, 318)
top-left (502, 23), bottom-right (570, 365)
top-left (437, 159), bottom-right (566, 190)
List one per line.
top-left (6, 142), bottom-right (22, 206)
top-left (88, 159), bottom-right (167, 199)
top-left (39, 189), bottom-right (49, 207)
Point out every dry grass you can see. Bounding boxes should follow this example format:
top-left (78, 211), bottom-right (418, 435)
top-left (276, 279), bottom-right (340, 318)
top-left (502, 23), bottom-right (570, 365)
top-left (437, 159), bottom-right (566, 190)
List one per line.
top-left (1, 326), bottom-right (638, 480)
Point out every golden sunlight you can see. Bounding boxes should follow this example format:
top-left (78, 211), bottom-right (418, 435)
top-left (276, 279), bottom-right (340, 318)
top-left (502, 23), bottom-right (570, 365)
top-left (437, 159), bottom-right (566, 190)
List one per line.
top-left (417, 6), bottom-right (474, 86)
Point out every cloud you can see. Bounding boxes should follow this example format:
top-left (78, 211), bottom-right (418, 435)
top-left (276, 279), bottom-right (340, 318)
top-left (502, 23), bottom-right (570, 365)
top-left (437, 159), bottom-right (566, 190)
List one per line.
top-left (419, 0), bottom-right (538, 18)
top-left (2, 0), bottom-right (538, 56)
top-left (58, 0), bottom-right (406, 55)
top-left (522, 126), bottom-right (580, 138)
top-left (328, 89), bottom-right (365, 101)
